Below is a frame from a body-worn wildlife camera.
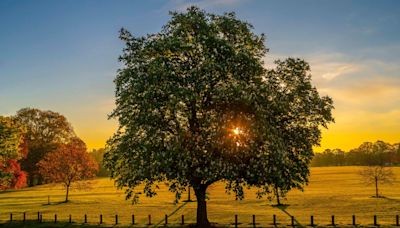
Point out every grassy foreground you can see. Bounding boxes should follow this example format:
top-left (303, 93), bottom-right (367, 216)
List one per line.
top-left (1, 166), bottom-right (400, 227)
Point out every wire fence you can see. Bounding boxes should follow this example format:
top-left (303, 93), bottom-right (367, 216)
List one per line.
top-left (2, 212), bottom-right (400, 227)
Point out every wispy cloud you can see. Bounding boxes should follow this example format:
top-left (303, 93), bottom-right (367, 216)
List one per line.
top-left (319, 64), bottom-right (360, 80)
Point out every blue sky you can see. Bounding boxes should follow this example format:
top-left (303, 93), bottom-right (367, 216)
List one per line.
top-left (1, 0), bottom-right (399, 150)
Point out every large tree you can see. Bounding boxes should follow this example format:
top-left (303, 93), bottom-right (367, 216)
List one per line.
top-left (104, 7), bottom-right (333, 227)
top-left (38, 138), bottom-right (98, 202)
top-left (0, 116), bottom-right (27, 189)
top-left (14, 108), bottom-right (76, 186)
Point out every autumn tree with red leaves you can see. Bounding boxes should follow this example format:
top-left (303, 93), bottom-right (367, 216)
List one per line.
top-left (0, 116), bottom-right (28, 189)
top-left (15, 108), bottom-right (76, 186)
top-left (38, 138), bottom-right (98, 202)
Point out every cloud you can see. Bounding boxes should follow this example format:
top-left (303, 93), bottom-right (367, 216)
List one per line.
top-left (319, 64), bottom-right (360, 80)
top-left (265, 50), bottom-right (400, 151)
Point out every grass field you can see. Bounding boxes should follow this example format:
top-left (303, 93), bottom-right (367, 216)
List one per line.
top-left (1, 166), bottom-right (400, 227)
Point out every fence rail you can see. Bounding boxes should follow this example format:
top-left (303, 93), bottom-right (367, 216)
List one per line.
top-left (2, 212), bottom-right (400, 227)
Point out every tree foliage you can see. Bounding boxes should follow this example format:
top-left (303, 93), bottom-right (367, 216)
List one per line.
top-left (90, 148), bottom-right (110, 177)
top-left (104, 7), bottom-right (333, 226)
top-left (0, 116), bottom-right (27, 189)
top-left (312, 141), bottom-right (400, 167)
top-left (38, 137), bottom-right (98, 202)
top-left (14, 108), bottom-right (76, 186)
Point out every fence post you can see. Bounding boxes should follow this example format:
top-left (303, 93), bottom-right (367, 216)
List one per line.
top-left (374, 215), bottom-right (377, 226)
top-left (181, 215), bottom-right (184, 225)
top-left (352, 215), bottom-right (356, 226)
top-left (54, 214), bottom-right (57, 223)
top-left (235, 214), bottom-right (238, 228)
top-left (37, 212), bottom-right (40, 221)
top-left (10, 213), bottom-right (12, 222)
top-left (331, 215), bottom-right (335, 226)
top-left (396, 215), bottom-right (399, 226)
top-left (84, 214), bottom-right (87, 223)
top-left (115, 214), bottom-right (118, 225)
top-left (252, 214), bottom-right (256, 227)
top-left (291, 216), bottom-right (295, 227)
top-left (165, 214), bottom-right (168, 225)
top-left (273, 214), bottom-right (276, 226)
top-left (69, 214), bottom-right (72, 223)
top-left (40, 214), bottom-right (42, 223)
top-left (132, 214), bottom-right (135, 225)
top-left (310, 215), bottom-right (314, 226)
top-left (100, 214), bottom-right (103, 224)
top-left (23, 212), bottom-right (26, 222)
top-left (148, 214), bottom-right (152, 225)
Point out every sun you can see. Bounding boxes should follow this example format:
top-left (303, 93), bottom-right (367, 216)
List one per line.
top-left (233, 127), bottom-right (241, 135)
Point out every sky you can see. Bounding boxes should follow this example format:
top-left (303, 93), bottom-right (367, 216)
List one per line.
top-left (0, 0), bottom-right (399, 152)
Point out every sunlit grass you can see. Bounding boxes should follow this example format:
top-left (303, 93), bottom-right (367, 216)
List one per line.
top-left (1, 167), bottom-right (400, 227)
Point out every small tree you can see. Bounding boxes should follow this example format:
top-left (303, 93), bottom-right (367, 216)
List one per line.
top-left (359, 166), bottom-right (395, 198)
top-left (38, 138), bottom-right (98, 202)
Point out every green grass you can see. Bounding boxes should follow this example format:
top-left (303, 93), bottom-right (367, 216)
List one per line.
top-left (1, 166), bottom-right (400, 227)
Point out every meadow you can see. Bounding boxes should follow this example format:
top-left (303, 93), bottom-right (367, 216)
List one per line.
top-left (1, 166), bottom-right (400, 227)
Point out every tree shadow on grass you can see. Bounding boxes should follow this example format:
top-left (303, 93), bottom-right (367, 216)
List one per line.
top-left (41, 201), bottom-right (68, 206)
top-left (272, 204), bottom-right (305, 228)
top-left (154, 201), bottom-right (189, 227)
top-left (374, 195), bottom-right (400, 202)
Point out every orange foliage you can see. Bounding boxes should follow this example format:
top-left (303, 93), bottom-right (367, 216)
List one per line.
top-left (38, 138), bottom-right (99, 188)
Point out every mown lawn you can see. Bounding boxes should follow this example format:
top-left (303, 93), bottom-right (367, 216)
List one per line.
top-left (1, 166), bottom-right (400, 227)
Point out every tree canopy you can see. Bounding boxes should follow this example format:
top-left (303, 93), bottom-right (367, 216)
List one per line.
top-left (312, 141), bottom-right (400, 167)
top-left (38, 137), bottom-right (98, 202)
top-left (104, 7), bottom-right (334, 226)
top-left (15, 108), bottom-right (76, 186)
top-left (0, 116), bottom-right (27, 188)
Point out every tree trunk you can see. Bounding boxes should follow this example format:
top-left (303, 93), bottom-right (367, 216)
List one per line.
top-left (274, 186), bottom-right (281, 205)
top-left (194, 184), bottom-right (210, 227)
top-left (188, 186), bottom-right (192, 201)
top-left (37, 175), bottom-right (43, 185)
top-left (375, 177), bottom-right (379, 197)
top-left (28, 174), bottom-right (35, 187)
top-left (65, 184), bottom-right (70, 202)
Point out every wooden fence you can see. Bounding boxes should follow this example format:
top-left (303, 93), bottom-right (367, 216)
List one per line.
top-left (2, 212), bottom-right (400, 227)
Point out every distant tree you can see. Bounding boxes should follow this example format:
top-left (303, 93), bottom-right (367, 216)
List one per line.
top-left (311, 141), bottom-right (400, 167)
top-left (312, 149), bottom-right (346, 167)
top-left (89, 148), bottom-right (110, 177)
top-left (14, 108), bottom-right (76, 186)
top-left (104, 7), bottom-right (333, 227)
top-left (0, 116), bottom-right (27, 189)
top-left (394, 143), bottom-right (400, 165)
top-left (351, 141), bottom-right (395, 166)
top-left (38, 138), bottom-right (98, 202)
top-left (359, 166), bottom-right (395, 198)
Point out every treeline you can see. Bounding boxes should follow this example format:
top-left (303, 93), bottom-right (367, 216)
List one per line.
top-left (0, 108), bottom-right (108, 190)
top-left (312, 141), bottom-right (400, 167)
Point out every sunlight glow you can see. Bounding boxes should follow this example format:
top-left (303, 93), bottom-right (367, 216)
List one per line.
top-left (233, 127), bottom-right (241, 135)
